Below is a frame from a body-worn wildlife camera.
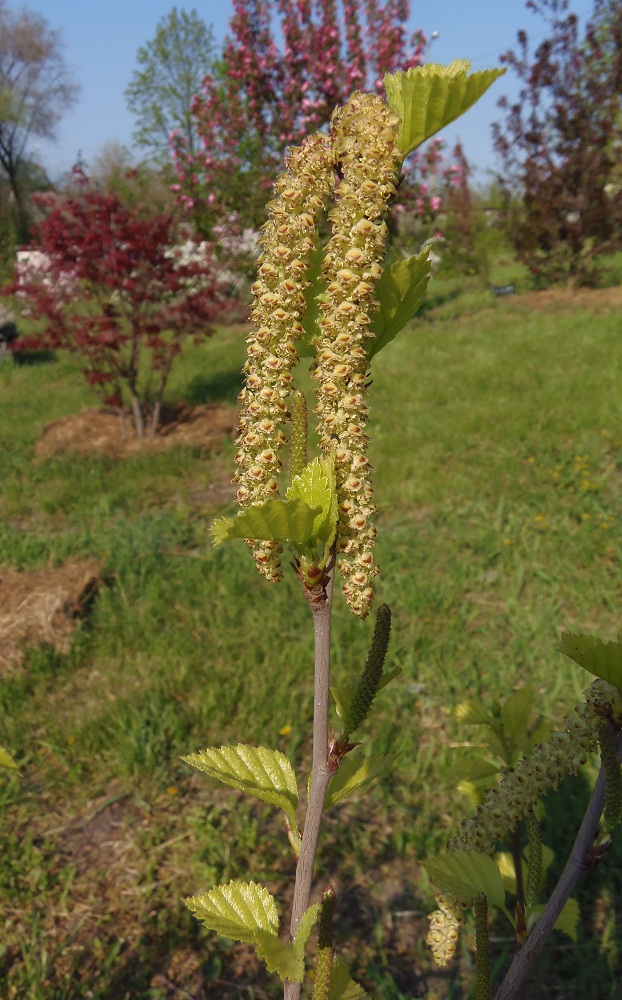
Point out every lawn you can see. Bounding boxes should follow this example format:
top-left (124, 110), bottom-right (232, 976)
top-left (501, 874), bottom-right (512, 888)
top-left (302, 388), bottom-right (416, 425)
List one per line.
top-left (1, 276), bottom-right (621, 999)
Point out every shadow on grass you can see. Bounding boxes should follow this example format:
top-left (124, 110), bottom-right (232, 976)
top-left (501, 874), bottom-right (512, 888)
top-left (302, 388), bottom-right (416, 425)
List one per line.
top-left (12, 348), bottom-right (56, 366)
top-left (523, 771), bottom-right (622, 998)
top-left (184, 370), bottom-right (244, 406)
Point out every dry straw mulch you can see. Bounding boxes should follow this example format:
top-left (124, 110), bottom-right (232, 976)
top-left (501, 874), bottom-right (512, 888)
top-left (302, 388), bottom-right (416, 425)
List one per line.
top-left (35, 403), bottom-right (237, 460)
top-left (0, 559), bottom-right (102, 671)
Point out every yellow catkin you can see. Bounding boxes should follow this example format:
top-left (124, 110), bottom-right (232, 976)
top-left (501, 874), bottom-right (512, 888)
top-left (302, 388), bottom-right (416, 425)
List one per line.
top-left (427, 679), bottom-right (618, 966)
top-left (314, 93), bottom-right (402, 617)
top-left (234, 134), bottom-right (334, 581)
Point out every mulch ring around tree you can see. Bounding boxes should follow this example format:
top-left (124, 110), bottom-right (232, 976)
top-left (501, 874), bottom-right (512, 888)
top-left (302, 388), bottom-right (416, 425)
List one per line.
top-left (35, 402), bottom-right (238, 460)
top-left (0, 559), bottom-right (102, 671)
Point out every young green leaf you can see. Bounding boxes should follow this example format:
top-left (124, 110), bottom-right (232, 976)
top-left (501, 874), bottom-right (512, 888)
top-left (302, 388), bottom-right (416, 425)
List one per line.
top-left (528, 898), bottom-right (579, 942)
top-left (0, 746), bottom-right (19, 772)
top-left (324, 752), bottom-right (391, 810)
top-left (185, 881), bottom-right (318, 981)
top-left (455, 700), bottom-right (497, 726)
top-left (328, 960), bottom-right (370, 999)
top-left (452, 754), bottom-right (501, 782)
top-left (423, 850), bottom-right (506, 908)
top-left (501, 686), bottom-right (534, 743)
top-left (368, 250), bottom-right (431, 359)
top-left (254, 901), bottom-right (320, 980)
top-left (559, 632), bottom-right (622, 690)
top-left (182, 744), bottom-right (299, 830)
top-left (211, 498), bottom-right (322, 548)
top-left (185, 879), bottom-right (279, 943)
top-left (286, 454), bottom-right (338, 549)
top-left (384, 61), bottom-right (506, 156)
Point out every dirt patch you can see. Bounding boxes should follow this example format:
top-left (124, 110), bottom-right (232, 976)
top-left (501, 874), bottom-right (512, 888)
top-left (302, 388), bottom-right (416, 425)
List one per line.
top-left (35, 403), bottom-right (238, 460)
top-left (513, 283), bottom-right (622, 313)
top-left (0, 559), bottom-right (102, 670)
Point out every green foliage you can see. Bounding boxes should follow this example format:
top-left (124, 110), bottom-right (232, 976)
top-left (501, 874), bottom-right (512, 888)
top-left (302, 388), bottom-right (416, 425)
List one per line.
top-left (559, 632), bottom-right (622, 691)
top-left (529, 898), bottom-right (580, 942)
top-left (124, 6), bottom-right (219, 160)
top-left (211, 497), bottom-right (323, 547)
top-left (452, 686), bottom-right (552, 804)
top-left (212, 453), bottom-right (338, 580)
top-left (423, 849), bottom-right (506, 909)
top-left (368, 251), bottom-right (431, 360)
top-left (184, 880), bottom-right (319, 980)
top-left (328, 960), bottom-right (370, 999)
top-left (384, 61), bottom-right (505, 156)
top-left (0, 745), bottom-right (18, 773)
top-left (182, 743), bottom-right (299, 834)
top-left (286, 454), bottom-right (338, 553)
top-left (324, 752), bottom-right (391, 810)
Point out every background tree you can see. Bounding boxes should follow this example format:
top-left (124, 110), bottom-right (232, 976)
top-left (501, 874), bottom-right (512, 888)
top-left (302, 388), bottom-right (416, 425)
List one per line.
top-left (4, 168), bottom-right (226, 438)
top-left (125, 6), bottom-right (219, 162)
top-left (89, 140), bottom-right (178, 213)
top-left (171, 0), bottom-right (426, 235)
top-left (492, 0), bottom-right (622, 286)
top-left (0, 0), bottom-right (78, 240)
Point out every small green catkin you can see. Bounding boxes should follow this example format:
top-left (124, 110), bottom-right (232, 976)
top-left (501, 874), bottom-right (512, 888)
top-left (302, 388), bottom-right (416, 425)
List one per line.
top-left (598, 717), bottom-right (622, 832)
top-left (525, 809), bottom-right (542, 911)
top-left (312, 886), bottom-right (336, 1000)
top-left (290, 390), bottom-right (308, 482)
top-left (343, 603), bottom-right (391, 735)
top-left (474, 894), bottom-right (492, 1000)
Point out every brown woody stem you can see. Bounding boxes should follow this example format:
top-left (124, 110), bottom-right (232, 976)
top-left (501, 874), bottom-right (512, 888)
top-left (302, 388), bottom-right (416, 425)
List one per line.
top-left (494, 731), bottom-right (622, 1000)
top-left (284, 563), bottom-right (335, 1000)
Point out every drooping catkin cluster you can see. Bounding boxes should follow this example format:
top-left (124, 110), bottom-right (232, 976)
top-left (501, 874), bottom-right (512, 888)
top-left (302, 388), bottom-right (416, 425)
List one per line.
top-left (234, 134), bottom-right (334, 582)
top-left (426, 893), bottom-right (468, 967)
top-left (314, 93), bottom-right (402, 618)
top-left (427, 679), bottom-right (619, 966)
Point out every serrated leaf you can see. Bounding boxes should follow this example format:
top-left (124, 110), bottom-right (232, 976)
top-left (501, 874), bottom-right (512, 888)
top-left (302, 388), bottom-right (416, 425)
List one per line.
top-left (286, 454), bottom-right (337, 549)
top-left (254, 901), bottom-right (320, 979)
top-left (423, 850), bottom-right (506, 908)
top-left (554, 897), bottom-right (579, 941)
top-left (211, 498), bottom-right (322, 548)
top-left (185, 879), bottom-right (278, 942)
top-left (501, 686), bottom-right (533, 743)
top-left (368, 251), bottom-right (430, 358)
top-left (452, 753), bottom-right (501, 782)
top-left (559, 632), bottom-right (622, 690)
top-left (529, 897), bottom-right (579, 942)
top-left (328, 959), bottom-right (370, 999)
top-left (0, 746), bottom-right (18, 772)
top-left (455, 700), bottom-right (496, 726)
top-left (384, 61), bottom-right (506, 156)
top-left (186, 882), bottom-right (318, 982)
top-left (324, 752), bottom-right (391, 810)
top-left (183, 744), bottom-right (299, 828)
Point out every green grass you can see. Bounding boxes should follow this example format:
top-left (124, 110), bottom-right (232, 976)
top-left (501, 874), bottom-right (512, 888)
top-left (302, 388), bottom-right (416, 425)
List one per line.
top-left (1, 288), bottom-right (622, 998)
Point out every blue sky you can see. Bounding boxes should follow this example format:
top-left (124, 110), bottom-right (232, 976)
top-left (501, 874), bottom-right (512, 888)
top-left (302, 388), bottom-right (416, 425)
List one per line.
top-left (23, 0), bottom-right (595, 186)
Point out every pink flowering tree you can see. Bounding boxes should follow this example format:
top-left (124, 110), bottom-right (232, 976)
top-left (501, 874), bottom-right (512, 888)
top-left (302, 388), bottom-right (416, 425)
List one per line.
top-left (171, 0), bottom-right (427, 235)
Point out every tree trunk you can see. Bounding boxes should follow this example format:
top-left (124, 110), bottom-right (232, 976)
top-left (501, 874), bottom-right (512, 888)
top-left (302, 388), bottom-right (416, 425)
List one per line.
top-left (130, 391), bottom-right (144, 439)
